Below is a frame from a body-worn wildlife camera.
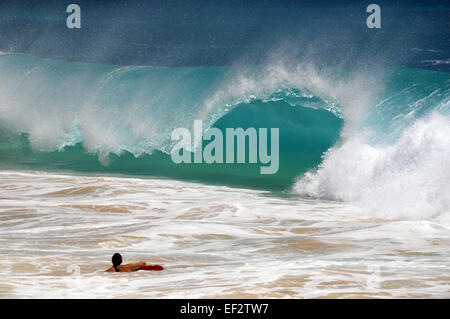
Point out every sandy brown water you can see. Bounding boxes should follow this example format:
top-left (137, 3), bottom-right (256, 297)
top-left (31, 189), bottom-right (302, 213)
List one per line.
top-left (0, 170), bottom-right (449, 298)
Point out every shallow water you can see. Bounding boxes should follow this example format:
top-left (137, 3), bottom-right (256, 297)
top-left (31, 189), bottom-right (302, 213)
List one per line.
top-left (0, 170), bottom-right (448, 298)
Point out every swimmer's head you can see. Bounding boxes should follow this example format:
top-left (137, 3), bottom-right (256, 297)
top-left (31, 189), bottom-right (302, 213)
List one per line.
top-left (112, 253), bottom-right (122, 267)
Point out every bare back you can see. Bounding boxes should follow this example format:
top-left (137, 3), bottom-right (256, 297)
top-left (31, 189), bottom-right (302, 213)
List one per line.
top-left (105, 261), bottom-right (146, 272)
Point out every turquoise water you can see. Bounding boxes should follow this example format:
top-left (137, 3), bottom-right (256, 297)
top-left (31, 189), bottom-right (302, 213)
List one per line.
top-left (0, 53), bottom-right (449, 191)
top-left (1, 1), bottom-right (449, 300)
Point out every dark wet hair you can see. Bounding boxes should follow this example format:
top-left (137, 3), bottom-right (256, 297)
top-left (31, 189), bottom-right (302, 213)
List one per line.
top-left (112, 253), bottom-right (122, 271)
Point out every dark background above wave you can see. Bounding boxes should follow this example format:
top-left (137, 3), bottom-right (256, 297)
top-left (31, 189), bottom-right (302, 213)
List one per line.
top-left (0, 0), bottom-right (449, 71)
top-left (0, 100), bottom-right (342, 191)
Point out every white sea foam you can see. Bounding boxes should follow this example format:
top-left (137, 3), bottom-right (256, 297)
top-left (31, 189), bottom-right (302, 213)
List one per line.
top-left (294, 112), bottom-right (450, 219)
top-left (421, 59), bottom-right (450, 66)
top-left (0, 171), bottom-right (449, 298)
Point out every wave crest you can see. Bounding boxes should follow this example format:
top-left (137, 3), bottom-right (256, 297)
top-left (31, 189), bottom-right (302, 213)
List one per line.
top-left (293, 112), bottom-right (450, 219)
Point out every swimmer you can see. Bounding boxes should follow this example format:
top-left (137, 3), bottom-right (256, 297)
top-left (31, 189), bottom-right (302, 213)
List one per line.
top-left (105, 253), bottom-right (164, 272)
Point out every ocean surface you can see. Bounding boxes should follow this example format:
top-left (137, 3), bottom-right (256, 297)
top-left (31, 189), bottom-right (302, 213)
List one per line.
top-left (0, 0), bottom-right (449, 298)
top-left (1, 171), bottom-right (449, 298)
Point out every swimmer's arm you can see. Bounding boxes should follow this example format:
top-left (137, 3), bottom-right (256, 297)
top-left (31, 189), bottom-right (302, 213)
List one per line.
top-left (126, 261), bottom-right (146, 271)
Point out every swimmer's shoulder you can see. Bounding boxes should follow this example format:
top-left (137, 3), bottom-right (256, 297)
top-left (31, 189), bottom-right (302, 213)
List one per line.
top-left (105, 265), bottom-right (133, 272)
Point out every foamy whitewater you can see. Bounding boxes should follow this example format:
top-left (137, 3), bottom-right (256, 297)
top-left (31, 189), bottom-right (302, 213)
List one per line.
top-left (0, 171), bottom-right (449, 298)
top-left (0, 51), bottom-right (449, 298)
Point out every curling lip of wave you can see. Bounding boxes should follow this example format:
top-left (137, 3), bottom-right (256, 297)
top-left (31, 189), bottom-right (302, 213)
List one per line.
top-left (0, 52), bottom-right (347, 160)
top-left (1, 53), bottom-right (450, 215)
